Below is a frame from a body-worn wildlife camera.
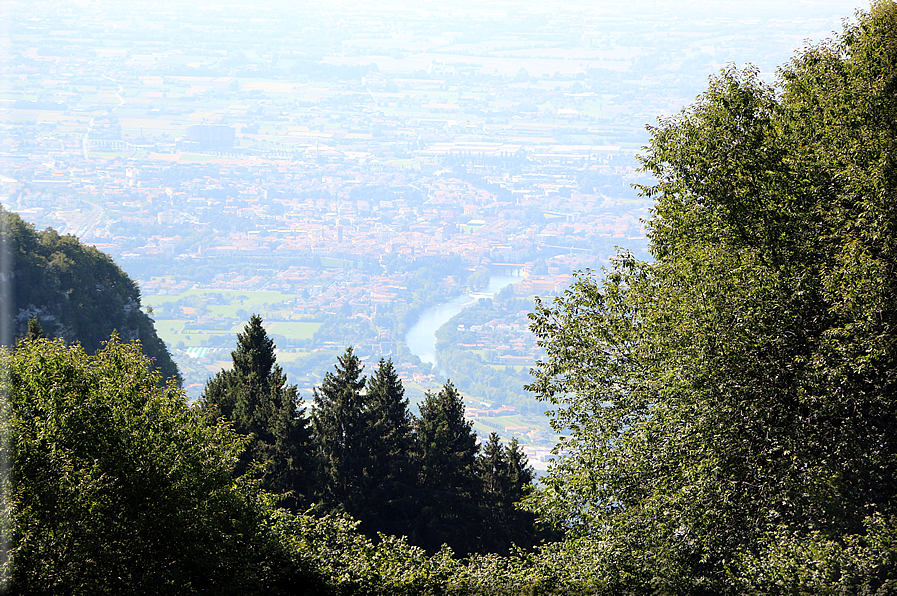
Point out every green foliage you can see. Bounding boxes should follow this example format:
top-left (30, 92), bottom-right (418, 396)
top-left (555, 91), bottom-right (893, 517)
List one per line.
top-left (201, 315), bottom-right (318, 510)
top-left (477, 433), bottom-right (537, 553)
top-left (360, 358), bottom-right (415, 538)
top-left (435, 298), bottom-right (542, 415)
top-left (735, 515), bottom-right (897, 594)
top-left (274, 510), bottom-right (603, 595)
top-left (13, 3), bottom-right (897, 590)
top-left (525, 2), bottom-right (897, 591)
top-left (312, 347), bottom-right (368, 514)
top-left (1, 207), bottom-right (179, 382)
top-left (412, 382), bottom-right (482, 556)
top-left (466, 268), bottom-right (490, 292)
top-left (1, 333), bottom-right (591, 594)
top-left (6, 336), bottom-right (296, 594)
top-left (209, 328), bottom-right (539, 560)
top-left (22, 319), bottom-right (43, 341)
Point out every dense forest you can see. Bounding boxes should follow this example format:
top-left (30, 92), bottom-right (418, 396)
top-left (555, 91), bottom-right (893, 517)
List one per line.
top-left (5, 2), bottom-right (897, 593)
top-left (0, 207), bottom-right (179, 381)
top-left (199, 315), bottom-right (538, 557)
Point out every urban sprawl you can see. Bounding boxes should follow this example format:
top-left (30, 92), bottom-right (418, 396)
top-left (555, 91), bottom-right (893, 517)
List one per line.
top-left (0, 0), bottom-right (852, 459)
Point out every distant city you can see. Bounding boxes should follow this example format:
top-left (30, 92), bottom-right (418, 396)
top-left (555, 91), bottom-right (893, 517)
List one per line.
top-left (0, 0), bottom-right (863, 461)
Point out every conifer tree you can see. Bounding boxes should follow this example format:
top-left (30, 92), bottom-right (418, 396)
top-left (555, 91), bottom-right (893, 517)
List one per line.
top-left (361, 358), bottom-right (414, 536)
top-left (478, 432), bottom-right (508, 498)
top-left (312, 347), bottom-right (367, 514)
top-left (477, 433), bottom-right (536, 552)
top-left (503, 437), bottom-right (534, 505)
top-left (24, 317), bottom-right (46, 341)
top-left (412, 381), bottom-right (481, 555)
top-left (201, 315), bottom-right (317, 509)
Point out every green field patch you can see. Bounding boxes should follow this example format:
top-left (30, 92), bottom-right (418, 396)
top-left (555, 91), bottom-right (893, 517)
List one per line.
top-left (470, 413), bottom-right (557, 444)
top-left (153, 319), bottom-right (186, 336)
top-left (383, 158), bottom-right (420, 169)
top-left (612, 196), bottom-right (655, 208)
top-left (205, 304), bottom-right (238, 317)
top-left (470, 417), bottom-right (535, 439)
top-left (480, 414), bottom-right (526, 427)
top-left (146, 288), bottom-right (293, 306)
top-left (265, 321), bottom-right (321, 340)
top-left (91, 151), bottom-right (129, 158)
top-left (156, 328), bottom-right (213, 348)
top-left (580, 101), bottom-right (603, 118)
top-left (270, 348), bottom-right (313, 364)
top-left (320, 256), bottom-right (353, 268)
top-left (147, 288), bottom-right (319, 353)
top-left (180, 153), bottom-right (216, 162)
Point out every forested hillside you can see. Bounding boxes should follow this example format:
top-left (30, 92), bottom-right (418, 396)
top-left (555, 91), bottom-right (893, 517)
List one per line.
top-left (0, 207), bottom-right (179, 381)
top-left (5, 2), bottom-right (897, 594)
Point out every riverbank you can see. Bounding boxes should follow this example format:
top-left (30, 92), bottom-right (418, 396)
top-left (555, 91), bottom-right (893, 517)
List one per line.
top-left (404, 275), bottom-right (521, 371)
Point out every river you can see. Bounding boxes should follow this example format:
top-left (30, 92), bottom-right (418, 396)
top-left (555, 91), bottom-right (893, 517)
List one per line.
top-left (404, 275), bottom-right (521, 368)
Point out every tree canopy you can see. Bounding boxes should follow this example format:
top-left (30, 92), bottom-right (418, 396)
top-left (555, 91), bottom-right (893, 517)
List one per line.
top-left (312, 347), bottom-right (368, 514)
top-left (1, 334), bottom-right (557, 595)
top-left (6, 336), bottom-right (291, 594)
top-left (358, 357), bottom-right (415, 538)
top-left (201, 315), bottom-right (317, 510)
top-left (0, 207), bottom-right (179, 382)
top-left (10, 3), bottom-right (897, 590)
top-left (412, 382), bottom-right (482, 555)
top-left (526, 1), bottom-right (897, 592)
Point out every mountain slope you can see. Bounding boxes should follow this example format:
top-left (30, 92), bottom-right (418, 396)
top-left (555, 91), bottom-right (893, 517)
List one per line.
top-left (1, 207), bottom-right (179, 382)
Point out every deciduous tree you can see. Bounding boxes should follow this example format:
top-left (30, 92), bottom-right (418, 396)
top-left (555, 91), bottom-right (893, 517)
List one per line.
top-left (7, 336), bottom-right (292, 594)
top-left (526, 2), bottom-right (897, 591)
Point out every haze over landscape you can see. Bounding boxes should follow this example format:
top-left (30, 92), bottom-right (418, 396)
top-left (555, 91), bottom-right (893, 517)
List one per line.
top-left (10, 0), bottom-right (897, 593)
top-left (0, 0), bottom-right (865, 457)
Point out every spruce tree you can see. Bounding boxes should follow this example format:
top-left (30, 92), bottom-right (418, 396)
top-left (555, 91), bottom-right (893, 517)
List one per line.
top-left (477, 433), bottom-right (536, 552)
top-left (361, 358), bottom-right (414, 536)
top-left (311, 347), bottom-right (367, 514)
top-left (412, 381), bottom-right (481, 555)
top-left (24, 317), bottom-right (46, 341)
top-left (200, 315), bottom-right (317, 509)
top-left (479, 432), bottom-right (508, 498)
top-left (503, 437), bottom-right (534, 506)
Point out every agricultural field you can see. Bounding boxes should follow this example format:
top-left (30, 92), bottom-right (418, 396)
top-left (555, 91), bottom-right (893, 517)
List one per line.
top-left (144, 287), bottom-right (324, 395)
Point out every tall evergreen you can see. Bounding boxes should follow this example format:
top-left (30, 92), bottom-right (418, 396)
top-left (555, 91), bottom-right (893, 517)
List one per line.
top-left (24, 317), bottom-right (46, 341)
top-left (312, 347), bottom-right (367, 514)
top-left (361, 358), bottom-right (414, 537)
top-left (412, 381), bottom-right (481, 555)
top-left (503, 438), bottom-right (534, 506)
top-left (479, 433), bottom-right (505, 491)
top-left (477, 433), bottom-right (536, 552)
top-left (201, 315), bottom-right (317, 509)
